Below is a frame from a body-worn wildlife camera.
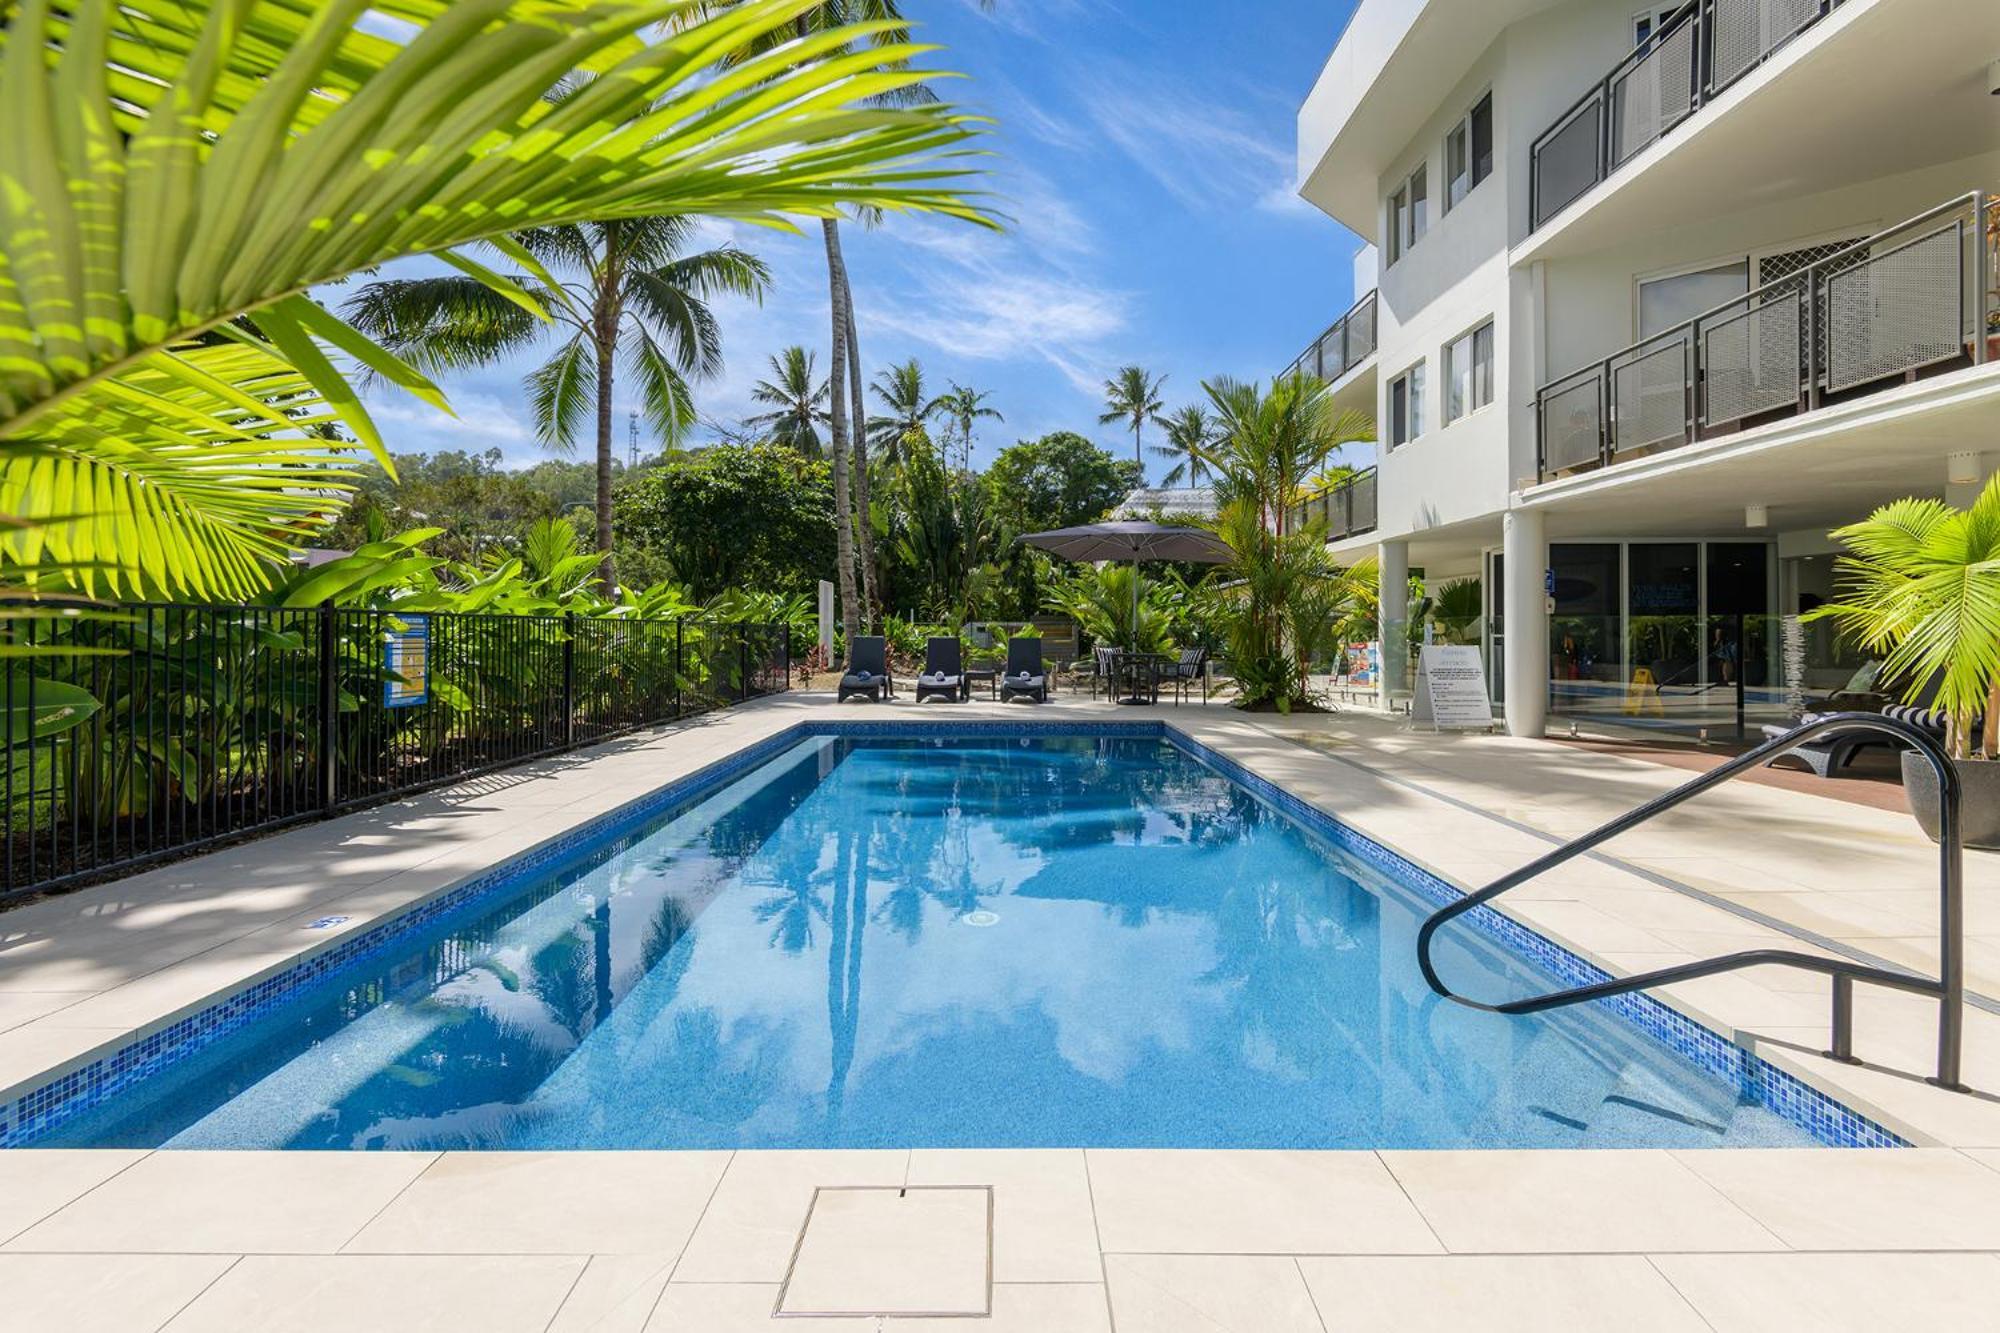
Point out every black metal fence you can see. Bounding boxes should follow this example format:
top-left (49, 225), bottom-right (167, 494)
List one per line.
top-left (1286, 291), bottom-right (1378, 384)
top-left (2, 607), bottom-right (789, 898)
top-left (1287, 467), bottom-right (1380, 542)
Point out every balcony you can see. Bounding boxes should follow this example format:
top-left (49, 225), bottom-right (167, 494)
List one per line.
top-left (1535, 192), bottom-right (1997, 484)
top-left (1530, 0), bottom-right (1847, 233)
top-left (1287, 291), bottom-right (1377, 383)
top-left (1289, 467), bottom-right (1379, 543)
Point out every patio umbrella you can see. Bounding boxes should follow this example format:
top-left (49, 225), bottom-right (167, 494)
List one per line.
top-left (1022, 520), bottom-right (1235, 656)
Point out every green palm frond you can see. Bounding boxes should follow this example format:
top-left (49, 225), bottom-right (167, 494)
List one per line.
top-left (625, 325), bottom-right (698, 447)
top-left (527, 336), bottom-right (598, 453)
top-left (1, 0), bottom-right (993, 599)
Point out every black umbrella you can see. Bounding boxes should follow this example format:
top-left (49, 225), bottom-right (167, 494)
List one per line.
top-left (1022, 521), bottom-right (1234, 663)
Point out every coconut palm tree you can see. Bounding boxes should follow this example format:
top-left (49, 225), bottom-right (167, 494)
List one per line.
top-left (747, 347), bottom-right (832, 456)
top-left (346, 219), bottom-right (768, 591)
top-left (1, 0), bottom-right (990, 609)
top-left (1100, 366), bottom-right (1167, 481)
top-left (1154, 405), bottom-right (1217, 488)
top-left (676, 0), bottom-right (993, 650)
top-left (866, 358), bottom-right (943, 468)
top-left (932, 382), bottom-right (1004, 473)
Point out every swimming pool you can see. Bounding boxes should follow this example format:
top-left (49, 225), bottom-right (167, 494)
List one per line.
top-left (33, 729), bottom-right (1868, 1151)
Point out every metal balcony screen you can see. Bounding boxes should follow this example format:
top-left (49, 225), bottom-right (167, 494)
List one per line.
top-left (1533, 94), bottom-right (1603, 229)
top-left (1700, 285), bottom-right (1803, 426)
top-left (1824, 222), bottom-right (1964, 393)
top-left (1541, 373), bottom-right (1604, 473)
top-left (1611, 337), bottom-right (1691, 455)
top-left (1610, 15), bottom-right (1697, 168)
top-left (1710, 0), bottom-right (1826, 92)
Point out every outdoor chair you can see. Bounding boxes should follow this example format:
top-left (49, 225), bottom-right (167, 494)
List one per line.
top-left (837, 635), bottom-right (893, 703)
top-left (1161, 647), bottom-right (1209, 705)
top-left (1089, 644), bottom-right (1117, 701)
top-left (1762, 671), bottom-right (1940, 778)
top-left (1000, 637), bottom-right (1048, 703)
top-left (915, 637), bottom-right (966, 703)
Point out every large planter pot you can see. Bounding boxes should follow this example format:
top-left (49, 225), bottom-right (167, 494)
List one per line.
top-left (1901, 750), bottom-right (2000, 849)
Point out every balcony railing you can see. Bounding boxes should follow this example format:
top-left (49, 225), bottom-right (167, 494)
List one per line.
top-left (1287, 290), bottom-right (1378, 382)
top-left (1289, 467), bottom-right (1379, 542)
top-left (1535, 192), bottom-right (1997, 484)
top-left (1530, 0), bottom-right (1845, 232)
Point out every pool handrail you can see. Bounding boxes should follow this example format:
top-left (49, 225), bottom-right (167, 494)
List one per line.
top-left (1414, 713), bottom-right (1968, 1090)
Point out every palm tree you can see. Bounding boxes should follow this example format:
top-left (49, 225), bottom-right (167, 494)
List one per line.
top-left (932, 382), bottom-right (1004, 473)
top-left (346, 219), bottom-right (768, 591)
top-left (1100, 366), bottom-right (1167, 482)
top-left (1155, 405), bottom-right (1217, 488)
top-left (2, 0), bottom-right (989, 608)
top-left (746, 347), bottom-right (831, 456)
top-left (677, 0), bottom-right (993, 650)
top-left (866, 358), bottom-right (942, 469)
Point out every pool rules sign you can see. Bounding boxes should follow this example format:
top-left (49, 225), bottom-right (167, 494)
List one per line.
top-left (1411, 645), bottom-right (1495, 731)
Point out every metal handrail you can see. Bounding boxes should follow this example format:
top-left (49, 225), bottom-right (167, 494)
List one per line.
top-left (1286, 290), bottom-right (1378, 382)
top-left (1415, 713), bottom-right (1967, 1090)
top-left (1534, 190), bottom-right (1995, 481)
top-left (1289, 466), bottom-right (1378, 541)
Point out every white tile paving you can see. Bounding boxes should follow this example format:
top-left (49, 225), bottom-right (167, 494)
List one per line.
top-left (3, 693), bottom-right (1999, 1324)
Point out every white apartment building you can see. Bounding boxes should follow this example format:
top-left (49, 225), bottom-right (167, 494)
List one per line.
top-left (1288, 0), bottom-right (2000, 741)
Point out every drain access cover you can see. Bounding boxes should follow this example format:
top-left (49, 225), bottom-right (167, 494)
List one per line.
top-left (960, 910), bottom-right (1000, 928)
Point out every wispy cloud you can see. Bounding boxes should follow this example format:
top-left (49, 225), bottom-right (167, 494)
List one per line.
top-left (1074, 62), bottom-right (1303, 217)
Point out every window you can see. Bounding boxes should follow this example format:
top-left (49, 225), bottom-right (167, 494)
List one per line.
top-left (1444, 93), bottom-right (1494, 210)
top-left (1386, 163), bottom-right (1430, 263)
top-left (1633, 6), bottom-right (1686, 45)
top-left (1389, 363), bottom-right (1426, 447)
top-left (1637, 259), bottom-right (1748, 338)
top-left (1444, 320), bottom-right (1495, 423)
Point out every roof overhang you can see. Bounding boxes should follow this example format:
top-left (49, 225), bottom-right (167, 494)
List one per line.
top-left (1297, 0), bottom-right (1562, 232)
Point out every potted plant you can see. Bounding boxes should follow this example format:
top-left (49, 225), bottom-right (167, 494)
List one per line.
top-left (1807, 477), bottom-right (2000, 846)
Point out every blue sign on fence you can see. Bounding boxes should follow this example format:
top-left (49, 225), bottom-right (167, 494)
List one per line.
top-left (382, 615), bottom-right (430, 708)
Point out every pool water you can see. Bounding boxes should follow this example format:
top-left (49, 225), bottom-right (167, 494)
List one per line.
top-left (47, 735), bottom-right (1818, 1150)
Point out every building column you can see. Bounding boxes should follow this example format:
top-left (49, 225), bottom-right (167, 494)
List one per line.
top-left (1502, 508), bottom-right (1548, 738)
top-left (1378, 539), bottom-right (1409, 711)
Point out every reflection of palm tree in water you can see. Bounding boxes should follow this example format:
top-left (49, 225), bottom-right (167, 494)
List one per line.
top-left (824, 820), bottom-right (867, 1126)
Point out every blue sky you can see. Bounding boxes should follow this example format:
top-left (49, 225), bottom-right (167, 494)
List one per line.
top-left (359, 0), bottom-right (1368, 486)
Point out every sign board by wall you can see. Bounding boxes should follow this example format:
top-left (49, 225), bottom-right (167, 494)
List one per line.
top-left (1411, 644), bottom-right (1494, 731)
top-left (382, 615), bottom-right (430, 709)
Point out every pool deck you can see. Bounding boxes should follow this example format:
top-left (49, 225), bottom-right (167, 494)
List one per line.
top-left (3, 691), bottom-right (1999, 1331)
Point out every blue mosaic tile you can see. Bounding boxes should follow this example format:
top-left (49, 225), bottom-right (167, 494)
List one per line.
top-left (0, 716), bottom-right (1906, 1150)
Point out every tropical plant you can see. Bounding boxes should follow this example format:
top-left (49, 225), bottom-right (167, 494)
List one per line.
top-left (1043, 563), bottom-right (1173, 656)
top-left (1099, 365), bottom-right (1168, 478)
top-left (1807, 479), bottom-right (2000, 759)
top-left (888, 439), bottom-right (1011, 622)
top-left (865, 358), bottom-right (942, 468)
top-left (614, 444), bottom-right (837, 601)
top-left (0, 0), bottom-right (990, 609)
top-left (1201, 372), bottom-right (1375, 709)
top-left (746, 346), bottom-right (832, 457)
top-left (680, 0), bottom-right (995, 655)
top-left (346, 217), bottom-right (771, 591)
top-left (932, 381), bottom-right (1004, 472)
top-left (1154, 405), bottom-right (1217, 488)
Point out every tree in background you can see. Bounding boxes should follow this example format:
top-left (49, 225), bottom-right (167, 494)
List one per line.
top-left (985, 432), bottom-right (1140, 619)
top-left (346, 218), bottom-right (770, 592)
top-left (1100, 365), bottom-right (1168, 481)
top-left (932, 382), bottom-right (1004, 473)
top-left (318, 449), bottom-right (574, 562)
top-left (866, 359), bottom-right (943, 469)
top-left (615, 445), bottom-right (836, 601)
top-left (746, 347), bottom-right (832, 457)
top-left (1155, 405), bottom-right (1218, 489)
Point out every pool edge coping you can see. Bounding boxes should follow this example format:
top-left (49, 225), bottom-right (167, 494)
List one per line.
top-left (0, 715), bottom-right (1915, 1151)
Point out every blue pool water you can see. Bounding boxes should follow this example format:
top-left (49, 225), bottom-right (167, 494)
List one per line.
top-left (46, 735), bottom-right (1820, 1150)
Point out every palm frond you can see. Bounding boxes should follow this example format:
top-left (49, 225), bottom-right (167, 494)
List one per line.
top-left (1, 0), bottom-right (993, 598)
top-left (526, 336), bottom-right (597, 453)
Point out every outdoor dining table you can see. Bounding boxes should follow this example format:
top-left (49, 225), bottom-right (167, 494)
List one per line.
top-left (1107, 650), bottom-right (1172, 706)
